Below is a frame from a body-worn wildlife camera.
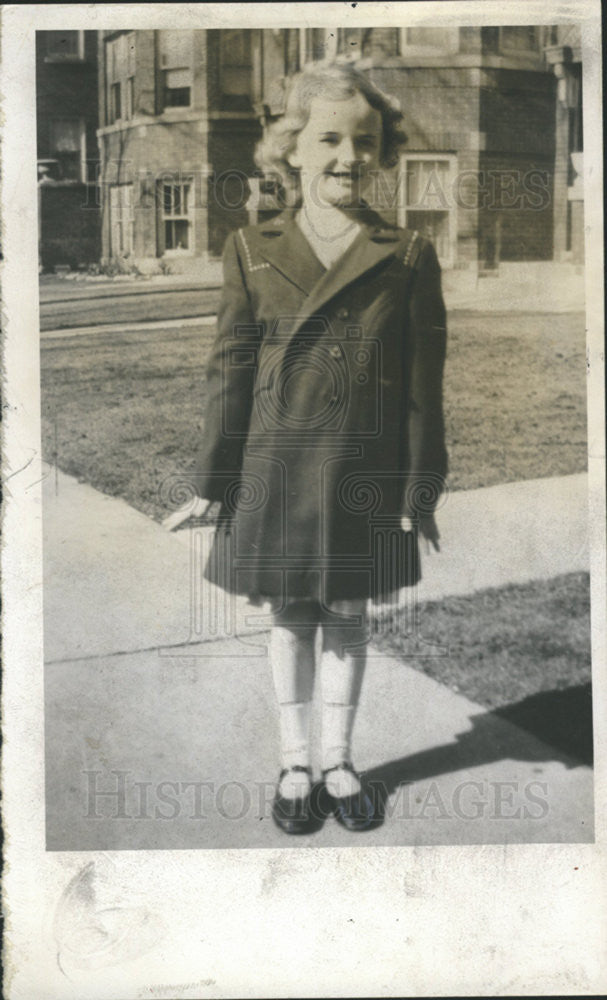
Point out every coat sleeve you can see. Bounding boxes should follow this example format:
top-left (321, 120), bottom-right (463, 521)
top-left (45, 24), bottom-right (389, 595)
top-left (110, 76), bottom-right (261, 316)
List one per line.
top-left (194, 230), bottom-right (260, 501)
top-left (404, 240), bottom-right (448, 517)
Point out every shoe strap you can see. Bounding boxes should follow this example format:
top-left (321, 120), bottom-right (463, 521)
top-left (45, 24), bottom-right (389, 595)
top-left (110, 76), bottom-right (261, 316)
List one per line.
top-left (279, 765), bottom-right (312, 781)
top-left (321, 761), bottom-right (357, 778)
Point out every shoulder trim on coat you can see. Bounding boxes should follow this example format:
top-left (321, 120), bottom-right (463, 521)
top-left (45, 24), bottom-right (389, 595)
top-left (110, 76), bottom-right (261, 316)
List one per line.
top-left (237, 228), bottom-right (271, 273)
top-left (400, 230), bottom-right (426, 270)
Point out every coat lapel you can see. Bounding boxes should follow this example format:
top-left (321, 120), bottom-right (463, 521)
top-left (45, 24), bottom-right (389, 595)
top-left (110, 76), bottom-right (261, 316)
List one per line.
top-left (295, 221), bottom-right (402, 330)
top-left (256, 209), bottom-right (404, 335)
top-left (254, 213), bottom-right (326, 296)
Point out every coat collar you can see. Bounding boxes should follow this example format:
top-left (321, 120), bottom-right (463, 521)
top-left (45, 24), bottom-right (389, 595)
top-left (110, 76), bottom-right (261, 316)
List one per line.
top-left (254, 208), bottom-right (404, 325)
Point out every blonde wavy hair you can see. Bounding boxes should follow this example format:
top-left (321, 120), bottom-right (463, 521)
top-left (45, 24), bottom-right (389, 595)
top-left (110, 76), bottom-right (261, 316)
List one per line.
top-left (254, 60), bottom-right (408, 204)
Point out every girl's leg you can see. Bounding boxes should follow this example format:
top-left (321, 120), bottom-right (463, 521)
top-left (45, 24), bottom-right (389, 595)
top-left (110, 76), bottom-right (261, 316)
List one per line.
top-left (269, 601), bottom-right (318, 799)
top-left (320, 599), bottom-right (367, 798)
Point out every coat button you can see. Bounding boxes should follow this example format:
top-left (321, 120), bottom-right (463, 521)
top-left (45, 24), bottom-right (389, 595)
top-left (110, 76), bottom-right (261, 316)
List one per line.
top-left (329, 345), bottom-right (342, 359)
top-left (336, 307), bottom-right (349, 320)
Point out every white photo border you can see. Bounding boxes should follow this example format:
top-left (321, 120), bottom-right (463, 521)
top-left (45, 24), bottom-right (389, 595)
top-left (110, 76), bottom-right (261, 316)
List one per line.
top-left (2, 3), bottom-right (605, 997)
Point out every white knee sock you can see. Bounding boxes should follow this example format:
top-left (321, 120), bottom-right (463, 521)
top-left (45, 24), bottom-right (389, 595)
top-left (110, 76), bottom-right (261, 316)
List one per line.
top-left (320, 607), bottom-right (367, 798)
top-left (269, 608), bottom-right (317, 798)
top-left (277, 702), bottom-right (311, 771)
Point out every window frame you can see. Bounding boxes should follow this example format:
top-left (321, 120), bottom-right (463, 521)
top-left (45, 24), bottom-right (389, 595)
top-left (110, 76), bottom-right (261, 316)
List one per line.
top-left (397, 153), bottom-right (458, 269)
top-left (110, 81), bottom-right (122, 124)
top-left (160, 176), bottom-right (195, 256)
top-left (48, 117), bottom-right (87, 183)
top-left (159, 30), bottom-right (194, 113)
top-left (105, 32), bottom-right (135, 125)
top-left (109, 184), bottom-right (135, 258)
top-left (218, 28), bottom-right (253, 102)
top-left (162, 68), bottom-right (192, 110)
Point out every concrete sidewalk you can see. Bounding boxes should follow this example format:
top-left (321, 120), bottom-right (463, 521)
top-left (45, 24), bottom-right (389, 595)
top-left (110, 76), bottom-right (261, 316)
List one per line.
top-left (43, 466), bottom-right (592, 849)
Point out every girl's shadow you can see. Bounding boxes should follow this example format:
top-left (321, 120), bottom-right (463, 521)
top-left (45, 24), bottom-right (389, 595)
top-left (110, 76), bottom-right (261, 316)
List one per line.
top-left (363, 683), bottom-right (592, 819)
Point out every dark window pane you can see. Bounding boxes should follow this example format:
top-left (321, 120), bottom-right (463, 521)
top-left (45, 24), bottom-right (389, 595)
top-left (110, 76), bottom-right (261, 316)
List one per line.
top-left (220, 29), bottom-right (252, 97)
top-left (173, 219), bottom-right (189, 249)
top-left (164, 86), bottom-right (191, 108)
top-left (110, 82), bottom-right (121, 121)
top-left (164, 219), bottom-right (190, 250)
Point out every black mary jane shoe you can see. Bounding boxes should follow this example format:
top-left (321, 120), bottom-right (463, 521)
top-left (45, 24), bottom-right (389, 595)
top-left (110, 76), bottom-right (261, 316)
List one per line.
top-left (272, 765), bottom-right (319, 835)
top-left (321, 761), bottom-right (378, 832)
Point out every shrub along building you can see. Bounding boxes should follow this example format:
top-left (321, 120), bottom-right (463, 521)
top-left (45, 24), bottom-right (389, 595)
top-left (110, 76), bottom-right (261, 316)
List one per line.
top-left (36, 30), bottom-right (101, 271)
top-left (95, 25), bottom-right (583, 278)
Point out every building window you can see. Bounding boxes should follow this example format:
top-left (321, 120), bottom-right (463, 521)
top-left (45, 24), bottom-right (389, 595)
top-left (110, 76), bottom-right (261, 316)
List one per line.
top-left (161, 178), bottom-right (194, 253)
top-left (45, 30), bottom-right (84, 61)
top-left (499, 27), bottom-right (540, 52)
top-left (399, 27), bottom-right (459, 55)
top-left (159, 30), bottom-right (193, 111)
top-left (162, 68), bottom-right (191, 108)
top-left (110, 82), bottom-right (121, 123)
top-left (219, 30), bottom-right (253, 100)
top-left (109, 185), bottom-right (134, 257)
top-left (106, 32), bottom-right (135, 125)
top-left (49, 119), bottom-right (85, 182)
top-left (568, 65), bottom-right (583, 153)
top-left (398, 155), bottom-right (457, 268)
top-left (126, 77), bottom-right (135, 119)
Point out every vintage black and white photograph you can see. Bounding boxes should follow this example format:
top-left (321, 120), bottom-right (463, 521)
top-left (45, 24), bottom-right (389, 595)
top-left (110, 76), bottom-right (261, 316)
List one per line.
top-left (36, 21), bottom-right (595, 851)
top-left (2, 2), bottom-right (606, 996)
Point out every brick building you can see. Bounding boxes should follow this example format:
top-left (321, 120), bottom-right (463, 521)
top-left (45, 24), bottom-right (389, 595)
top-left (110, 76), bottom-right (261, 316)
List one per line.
top-left (36, 30), bottom-right (101, 270)
top-left (95, 26), bottom-right (584, 275)
top-left (97, 29), bottom-right (263, 273)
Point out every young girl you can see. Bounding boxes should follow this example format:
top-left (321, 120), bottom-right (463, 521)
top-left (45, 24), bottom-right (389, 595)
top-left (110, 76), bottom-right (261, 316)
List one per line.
top-left (165, 60), bottom-right (447, 834)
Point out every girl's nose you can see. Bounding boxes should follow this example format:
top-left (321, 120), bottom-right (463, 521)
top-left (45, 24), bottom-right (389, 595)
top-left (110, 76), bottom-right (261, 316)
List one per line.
top-left (337, 138), bottom-right (357, 166)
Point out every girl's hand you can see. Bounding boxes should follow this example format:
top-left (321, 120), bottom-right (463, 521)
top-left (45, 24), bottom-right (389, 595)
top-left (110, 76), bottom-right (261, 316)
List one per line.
top-left (401, 513), bottom-right (441, 553)
top-left (419, 513), bottom-right (440, 553)
top-left (162, 496), bottom-right (212, 532)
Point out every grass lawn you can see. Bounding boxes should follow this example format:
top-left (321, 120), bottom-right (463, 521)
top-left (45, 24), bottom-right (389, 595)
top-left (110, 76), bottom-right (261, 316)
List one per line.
top-left (41, 310), bottom-right (588, 521)
top-left (376, 571), bottom-right (592, 763)
top-left (40, 315), bottom-right (591, 727)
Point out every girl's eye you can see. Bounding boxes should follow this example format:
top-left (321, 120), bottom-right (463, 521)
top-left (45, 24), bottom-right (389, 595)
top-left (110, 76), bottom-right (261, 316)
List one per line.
top-left (320, 134), bottom-right (339, 144)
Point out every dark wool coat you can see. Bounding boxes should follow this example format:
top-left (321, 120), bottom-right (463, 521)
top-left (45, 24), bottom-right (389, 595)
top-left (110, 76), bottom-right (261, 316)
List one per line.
top-left (195, 208), bottom-right (448, 605)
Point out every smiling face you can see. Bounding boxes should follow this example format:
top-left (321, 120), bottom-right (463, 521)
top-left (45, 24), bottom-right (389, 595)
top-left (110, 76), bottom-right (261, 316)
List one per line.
top-left (288, 92), bottom-right (383, 208)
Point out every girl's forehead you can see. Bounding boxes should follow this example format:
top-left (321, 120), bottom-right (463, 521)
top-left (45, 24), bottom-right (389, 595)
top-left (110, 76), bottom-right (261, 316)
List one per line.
top-left (305, 93), bottom-right (382, 131)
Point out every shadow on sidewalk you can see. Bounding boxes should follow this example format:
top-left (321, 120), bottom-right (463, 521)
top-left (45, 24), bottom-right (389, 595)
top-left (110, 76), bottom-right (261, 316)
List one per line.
top-left (364, 683), bottom-right (593, 802)
top-left (494, 682), bottom-right (592, 765)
